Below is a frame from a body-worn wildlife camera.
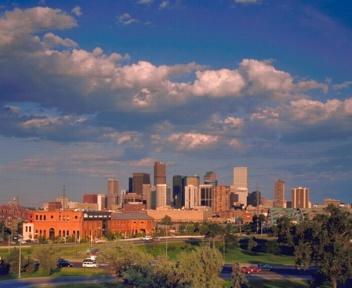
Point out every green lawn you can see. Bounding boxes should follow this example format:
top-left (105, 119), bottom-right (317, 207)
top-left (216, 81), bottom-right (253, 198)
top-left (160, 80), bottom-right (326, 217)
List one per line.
top-left (53, 267), bottom-right (108, 277)
top-left (224, 248), bottom-right (295, 265)
top-left (248, 279), bottom-right (309, 288)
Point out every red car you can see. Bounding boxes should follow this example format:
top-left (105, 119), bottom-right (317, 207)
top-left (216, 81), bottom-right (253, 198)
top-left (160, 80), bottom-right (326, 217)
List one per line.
top-left (240, 266), bottom-right (262, 274)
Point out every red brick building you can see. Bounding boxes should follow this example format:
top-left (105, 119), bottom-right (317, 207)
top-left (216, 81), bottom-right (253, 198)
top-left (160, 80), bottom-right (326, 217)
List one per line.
top-left (109, 212), bottom-right (154, 236)
top-left (28, 210), bottom-right (110, 241)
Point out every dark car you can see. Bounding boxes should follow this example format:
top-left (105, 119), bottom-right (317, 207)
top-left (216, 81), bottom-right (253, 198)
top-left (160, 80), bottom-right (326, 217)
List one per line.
top-left (258, 263), bottom-right (273, 271)
top-left (57, 258), bottom-right (73, 268)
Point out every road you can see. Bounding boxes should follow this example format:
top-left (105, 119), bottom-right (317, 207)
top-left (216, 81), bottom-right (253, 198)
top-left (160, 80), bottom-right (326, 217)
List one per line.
top-left (220, 263), bottom-right (314, 282)
top-left (0, 275), bottom-right (116, 288)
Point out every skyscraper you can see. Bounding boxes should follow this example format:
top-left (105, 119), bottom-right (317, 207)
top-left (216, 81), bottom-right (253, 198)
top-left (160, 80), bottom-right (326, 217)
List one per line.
top-left (232, 167), bottom-right (248, 206)
top-left (247, 191), bottom-right (261, 207)
top-left (199, 184), bottom-right (213, 207)
top-left (273, 179), bottom-right (285, 208)
top-left (156, 184), bottom-right (167, 208)
top-left (292, 187), bottom-right (309, 208)
top-left (107, 178), bottom-right (119, 210)
top-left (184, 185), bottom-right (199, 209)
top-left (172, 175), bottom-right (185, 208)
top-left (132, 173), bottom-right (150, 196)
top-left (204, 171), bottom-right (218, 186)
top-left (154, 161), bottom-right (166, 185)
top-left (212, 185), bottom-right (230, 214)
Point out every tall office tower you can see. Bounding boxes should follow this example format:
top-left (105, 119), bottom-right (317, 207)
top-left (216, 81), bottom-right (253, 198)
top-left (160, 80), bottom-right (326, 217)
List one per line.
top-left (199, 184), bottom-right (213, 207)
top-left (143, 184), bottom-right (154, 209)
top-left (154, 161), bottom-right (166, 185)
top-left (273, 179), bottom-right (286, 208)
top-left (132, 173), bottom-right (150, 196)
top-left (204, 171), bottom-right (218, 186)
top-left (83, 194), bottom-right (98, 204)
top-left (232, 167), bottom-right (248, 206)
top-left (247, 191), bottom-right (261, 207)
top-left (172, 175), bottom-right (185, 208)
top-left (156, 184), bottom-right (167, 208)
top-left (184, 185), bottom-right (200, 209)
top-left (185, 175), bottom-right (200, 186)
top-left (97, 194), bottom-right (107, 211)
top-left (212, 185), bottom-right (230, 214)
top-left (107, 178), bottom-right (119, 210)
top-left (292, 187), bottom-right (309, 208)
top-left (128, 177), bottom-right (133, 193)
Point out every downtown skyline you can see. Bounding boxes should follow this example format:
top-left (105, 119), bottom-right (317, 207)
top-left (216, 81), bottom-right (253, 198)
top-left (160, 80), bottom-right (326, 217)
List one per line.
top-left (0, 0), bottom-right (351, 206)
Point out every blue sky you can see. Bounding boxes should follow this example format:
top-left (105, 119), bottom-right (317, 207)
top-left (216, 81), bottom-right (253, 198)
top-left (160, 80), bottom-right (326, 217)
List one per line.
top-left (0, 0), bottom-right (351, 206)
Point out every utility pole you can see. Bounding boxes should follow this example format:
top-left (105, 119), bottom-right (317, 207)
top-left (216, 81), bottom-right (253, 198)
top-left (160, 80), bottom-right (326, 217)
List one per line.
top-left (18, 238), bottom-right (22, 278)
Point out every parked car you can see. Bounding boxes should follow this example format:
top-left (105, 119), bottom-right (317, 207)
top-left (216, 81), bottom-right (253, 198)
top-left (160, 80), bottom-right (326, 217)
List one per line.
top-left (82, 259), bottom-right (98, 268)
top-left (258, 263), bottom-right (273, 271)
top-left (57, 258), bottom-right (72, 268)
top-left (240, 266), bottom-right (261, 274)
top-left (143, 235), bottom-right (153, 241)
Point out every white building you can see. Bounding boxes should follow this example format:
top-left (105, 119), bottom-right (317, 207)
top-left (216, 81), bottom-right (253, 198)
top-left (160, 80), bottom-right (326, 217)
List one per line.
top-left (232, 167), bottom-right (248, 207)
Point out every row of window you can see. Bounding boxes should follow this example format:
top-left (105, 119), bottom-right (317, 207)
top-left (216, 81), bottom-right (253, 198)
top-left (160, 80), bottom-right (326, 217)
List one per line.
top-left (24, 226), bottom-right (32, 233)
top-left (34, 214), bottom-right (79, 221)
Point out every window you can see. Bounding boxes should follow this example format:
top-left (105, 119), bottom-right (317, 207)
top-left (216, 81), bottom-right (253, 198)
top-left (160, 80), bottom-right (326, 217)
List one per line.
top-left (29, 226), bottom-right (31, 233)
top-left (66, 230), bottom-right (69, 236)
top-left (51, 215), bottom-right (53, 219)
top-left (75, 216), bottom-right (78, 219)
top-left (40, 215), bottom-right (42, 220)
top-left (44, 215), bottom-right (46, 220)
top-left (25, 226), bottom-right (28, 232)
top-left (36, 215), bottom-right (38, 220)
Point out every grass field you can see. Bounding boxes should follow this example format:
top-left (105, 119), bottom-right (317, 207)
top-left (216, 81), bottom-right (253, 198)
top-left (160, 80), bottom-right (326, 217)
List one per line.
top-left (248, 279), bottom-right (309, 288)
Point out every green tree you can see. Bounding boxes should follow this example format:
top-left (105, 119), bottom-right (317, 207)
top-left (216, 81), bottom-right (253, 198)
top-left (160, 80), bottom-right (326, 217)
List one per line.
top-left (99, 243), bottom-right (152, 277)
top-left (247, 237), bottom-right (257, 252)
top-left (266, 240), bottom-right (279, 254)
top-left (292, 206), bottom-right (352, 288)
top-left (177, 246), bottom-right (225, 288)
top-left (32, 245), bottom-right (58, 275)
top-left (232, 262), bottom-right (246, 288)
top-left (6, 248), bottom-right (24, 275)
top-left (160, 215), bottom-right (173, 226)
top-left (275, 216), bottom-right (293, 245)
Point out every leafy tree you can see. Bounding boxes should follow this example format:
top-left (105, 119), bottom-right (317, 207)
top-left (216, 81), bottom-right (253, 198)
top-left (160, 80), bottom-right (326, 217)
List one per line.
top-left (247, 237), bottom-right (257, 252)
top-left (292, 206), bottom-right (352, 288)
top-left (32, 245), bottom-right (58, 275)
top-left (177, 246), bottom-right (225, 288)
top-left (99, 243), bottom-right (152, 277)
top-left (275, 216), bottom-right (293, 245)
top-left (6, 248), bottom-right (24, 275)
top-left (200, 223), bottom-right (225, 247)
top-left (160, 215), bottom-right (173, 226)
top-left (266, 240), bottom-right (279, 255)
top-left (232, 262), bottom-right (246, 288)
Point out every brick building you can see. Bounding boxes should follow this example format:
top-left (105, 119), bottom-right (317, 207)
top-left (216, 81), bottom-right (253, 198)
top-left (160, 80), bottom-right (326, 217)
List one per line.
top-left (28, 210), bottom-right (110, 241)
top-left (212, 185), bottom-right (230, 214)
top-left (0, 204), bottom-right (30, 232)
top-left (109, 212), bottom-right (154, 236)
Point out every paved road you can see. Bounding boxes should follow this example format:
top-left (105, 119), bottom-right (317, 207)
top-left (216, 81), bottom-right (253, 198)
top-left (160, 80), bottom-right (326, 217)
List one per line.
top-left (220, 263), bottom-right (315, 281)
top-left (0, 275), bottom-right (116, 288)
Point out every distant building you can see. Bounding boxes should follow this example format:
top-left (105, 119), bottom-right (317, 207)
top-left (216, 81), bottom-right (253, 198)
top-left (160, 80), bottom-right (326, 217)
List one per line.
top-left (132, 173), bottom-right (151, 196)
top-left (107, 178), bottom-right (119, 211)
top-left (212, 185), bottom-right (230, 214)
top-left (204, 171), bottom-right (218, 186)
top-left (154, 161), bottom-right (166, 185)
top-left (232, 167), bottom-right (248, 206)
top-left (292, 187), bottom-right (309, 209)
top-left (323, 198), bottom-right (341, 207)
top-left (83, 194), bottom-right (98, 204)
top-left (172, 175), bottom-right (185, 209)
top-left (184, 185), bottom-right (199, 209)
top-left (273, 179), bottom-right (285, 208)
top-left (199, 184), bottom-right (213, 207)
top-left (185, 175), bottom-right (200, 186)
top-left (156, 184), bottom-right (168, 208)
top-left (109, 212), bottom-right (154, 236)
top-left (247, 191), bottom-right (261, 207)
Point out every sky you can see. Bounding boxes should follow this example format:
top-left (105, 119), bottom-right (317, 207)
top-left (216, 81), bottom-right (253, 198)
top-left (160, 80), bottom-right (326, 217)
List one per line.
top-left (0, 0), bottom-right (351, 207)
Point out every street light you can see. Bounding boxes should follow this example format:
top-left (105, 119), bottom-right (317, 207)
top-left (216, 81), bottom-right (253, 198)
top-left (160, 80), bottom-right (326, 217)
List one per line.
top-left (18, 235), bottom-right (22, 279)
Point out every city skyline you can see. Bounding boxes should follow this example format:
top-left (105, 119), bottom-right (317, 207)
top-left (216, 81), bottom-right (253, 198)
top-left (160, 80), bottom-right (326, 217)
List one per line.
top-left (0, 1), bottom-right (352, 206)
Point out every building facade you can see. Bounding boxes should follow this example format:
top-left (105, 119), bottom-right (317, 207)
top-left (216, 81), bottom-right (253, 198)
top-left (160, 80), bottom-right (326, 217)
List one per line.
top-left (132, 173), bottom-right (151, 196)
top-left (107, 178), bottom-right (119, 210)
top-left (109, 212), bottom-right (154, 236)
top-left (232, 167), bottom-right (248, 206)
top-left (212, 185), bottom-right (230, 214)
top-left (273, 179), bottom-right (285, 208)
top-left (154, 161), bottom-right (166, 185)
top-left (292, 187), bottom-right (309, 209)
